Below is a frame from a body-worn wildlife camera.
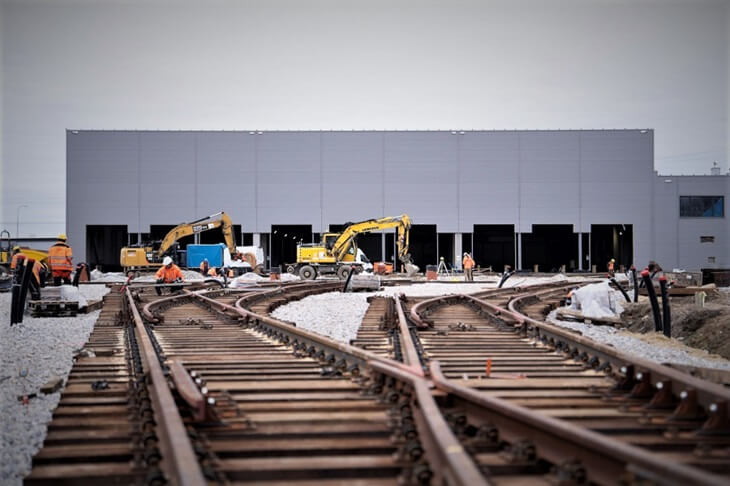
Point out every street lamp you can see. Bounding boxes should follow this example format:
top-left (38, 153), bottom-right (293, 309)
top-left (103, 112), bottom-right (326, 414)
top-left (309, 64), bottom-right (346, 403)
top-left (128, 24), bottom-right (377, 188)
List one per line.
top-left (16, 205), bottom-right (28, 239)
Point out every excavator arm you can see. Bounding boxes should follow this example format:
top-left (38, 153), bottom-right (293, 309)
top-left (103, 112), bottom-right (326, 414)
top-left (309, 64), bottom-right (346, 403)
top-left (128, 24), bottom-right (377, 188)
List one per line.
top-left (331, 214), bottom-right (413, 264)
top-left (157, 211), bottom-right (237, 258)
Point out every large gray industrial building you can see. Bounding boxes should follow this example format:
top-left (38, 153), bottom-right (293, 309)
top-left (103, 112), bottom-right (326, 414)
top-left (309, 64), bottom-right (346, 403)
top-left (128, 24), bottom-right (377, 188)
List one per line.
top-left (68, 129), bottom-right (728, 274)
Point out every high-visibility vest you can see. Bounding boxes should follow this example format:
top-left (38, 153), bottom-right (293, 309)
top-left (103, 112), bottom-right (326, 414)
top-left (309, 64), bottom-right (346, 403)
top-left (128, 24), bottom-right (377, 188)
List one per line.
top-left (48, 242), bottom-right (73, 274)
top-left (463, 256), bottom-right (475, 269)
top-left (155, 264), bottom-right (184, 283)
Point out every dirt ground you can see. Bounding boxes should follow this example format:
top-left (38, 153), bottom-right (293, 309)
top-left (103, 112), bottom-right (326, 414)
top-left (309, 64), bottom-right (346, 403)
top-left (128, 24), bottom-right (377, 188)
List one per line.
top-left (619, 290), bottom-right (730, 360)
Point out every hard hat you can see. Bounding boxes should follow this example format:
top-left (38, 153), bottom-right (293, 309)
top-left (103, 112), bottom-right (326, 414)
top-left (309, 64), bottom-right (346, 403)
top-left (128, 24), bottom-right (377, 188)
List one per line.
top-left (203, 258), bottom-right (208, 262)
top-left (163, 256), bottom-right (173, 266)
top-left (57, 233), bottom-right (67, 241)
top-left (610, 258), bottom-right (615, 262)
top-left (464, 252), bottom-right (468, 256)
top-left (12, 245), bottom-right (20, 252)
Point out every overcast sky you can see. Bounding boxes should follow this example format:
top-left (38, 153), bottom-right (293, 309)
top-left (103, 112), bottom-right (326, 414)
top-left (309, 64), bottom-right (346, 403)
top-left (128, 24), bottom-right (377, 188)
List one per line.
top-left (1, 0), bottom-right (729, 236)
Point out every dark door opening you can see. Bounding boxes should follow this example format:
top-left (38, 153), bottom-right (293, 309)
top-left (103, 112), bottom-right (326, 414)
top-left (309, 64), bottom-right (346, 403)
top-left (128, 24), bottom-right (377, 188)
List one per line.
top-left (437, 233), bottom-right (455, 269)
top-left (385, 233), bottom-right (395, 264)
top-left (521, 225), bottom-right (578, 272)
top-left (473, 225), bottom-right (515, 272)
top-left (591, 224), bottom-right (633, 272)
top-left (199, 224), bottom-right (241, 246)
top-left (271, 225), bottom-right (312, 268)
top-left (461, 233), bottom-right (473, 256)
top-left (329, 224), bottom-right (383, 263)
top-left (409, 224), bottom-right (437, 271)
top-left (86, 225), bottom-right (128, 272)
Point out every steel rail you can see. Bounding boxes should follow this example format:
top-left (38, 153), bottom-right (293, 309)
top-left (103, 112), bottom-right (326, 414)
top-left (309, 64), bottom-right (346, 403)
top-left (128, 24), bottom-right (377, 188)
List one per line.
top-left (369, 361), bottom-right (488, 486)
top-left (192, 284), bottom-right (489, 485)
top-left (393, 295), bottom-right (425, 374)
top-left (429, 361), bottom-right (725, 486)
top-left (505, 292), bottom-right (730, 423)
top-left (408, 282), bottom-right (583, 328)
top-left (125, 288), bottom-right (207, 486)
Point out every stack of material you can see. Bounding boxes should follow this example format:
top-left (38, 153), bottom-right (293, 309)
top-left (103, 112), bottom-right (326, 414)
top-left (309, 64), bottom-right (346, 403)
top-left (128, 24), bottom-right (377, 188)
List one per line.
top-left (348, 275), bottom-right (381, 291)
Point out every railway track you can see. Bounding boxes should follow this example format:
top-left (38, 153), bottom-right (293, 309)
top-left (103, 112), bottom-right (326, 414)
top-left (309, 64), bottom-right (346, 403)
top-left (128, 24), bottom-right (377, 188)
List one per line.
top-left (28, 279), bottom-right (729, 485)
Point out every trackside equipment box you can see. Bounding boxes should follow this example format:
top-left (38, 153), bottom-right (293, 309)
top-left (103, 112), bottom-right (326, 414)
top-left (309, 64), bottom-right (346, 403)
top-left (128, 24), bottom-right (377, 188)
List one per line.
top-left (186, 244), bottom-right (225, 269)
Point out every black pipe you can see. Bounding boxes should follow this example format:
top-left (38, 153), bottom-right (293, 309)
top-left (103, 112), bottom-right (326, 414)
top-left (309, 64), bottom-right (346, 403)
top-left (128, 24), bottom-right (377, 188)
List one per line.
top-left (342, 266), bottom-right (355, 292)
top-left (659, 276), bottom-right (671, 338)
top-left (631, 265), bottom-right (639, 302)
top-left (10, 284), bottom-right (20, 325)
top-left (498, 270), bottom-right (515, 289)
top-left (12, 259), bottom-right (33, 325)
top-left (610, 278), bottom-right (631, 303)
top-left (642, 270), bottom-right (662, 332)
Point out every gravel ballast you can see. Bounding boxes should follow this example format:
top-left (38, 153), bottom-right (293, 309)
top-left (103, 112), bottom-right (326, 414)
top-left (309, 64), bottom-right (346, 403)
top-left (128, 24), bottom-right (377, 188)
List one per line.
top-left (1, 285), bottom-right (110, 485)
top-left (271, 276), bottom-right (583, 343)
top-left (547, 310), bottom-right (730, 370)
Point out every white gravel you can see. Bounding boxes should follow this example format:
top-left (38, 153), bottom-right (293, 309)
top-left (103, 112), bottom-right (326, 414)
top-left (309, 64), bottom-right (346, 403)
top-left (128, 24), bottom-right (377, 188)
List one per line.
top-left (270, 277), bottom-right (730, 375)
top-left (0, 285), bottom-right (110, 485)
top-left (90, 270), bottom-right (127, 282)
top-left (270, 276), bottom-right (588, 344)
top-left (271, 292), bottom-right (370, 343)
top-left (546, 310), bottom-right (730, 370)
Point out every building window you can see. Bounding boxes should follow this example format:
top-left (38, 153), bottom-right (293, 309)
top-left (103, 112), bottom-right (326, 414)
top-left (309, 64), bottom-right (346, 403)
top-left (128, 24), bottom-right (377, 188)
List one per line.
top-left (679, 196), bottom-right (724, 218)
top-left (700, 236), bottom-right (715, 243)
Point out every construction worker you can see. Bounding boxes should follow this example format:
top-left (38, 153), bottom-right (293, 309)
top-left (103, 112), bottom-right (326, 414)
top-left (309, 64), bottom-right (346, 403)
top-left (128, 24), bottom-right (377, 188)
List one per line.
top-left (462, 252), bottom-right (475, 282)
top-left (207, 267), bottom-right (219, 278)
top-left (155, 256), bottom-right (184, 295)
top-left (199, 258), bottom-right (210, 275)
top-left (48, 234), bottom-right (73, 286)
top-left (607, 258), bottom-right (615, 277)
top-left (10, 249), bottom-right (47, 300)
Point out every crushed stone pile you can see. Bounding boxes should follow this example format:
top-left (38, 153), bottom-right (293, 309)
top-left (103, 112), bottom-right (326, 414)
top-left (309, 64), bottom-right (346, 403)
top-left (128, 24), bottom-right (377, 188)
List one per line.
top-left (90, 270), bottom-right (126, 282)
top-left (547, 309), bottom-right (730, 371)
top-left (271, 292), bottom-right (370, 343)
top-left (1, 285), bottom-right (110, 485)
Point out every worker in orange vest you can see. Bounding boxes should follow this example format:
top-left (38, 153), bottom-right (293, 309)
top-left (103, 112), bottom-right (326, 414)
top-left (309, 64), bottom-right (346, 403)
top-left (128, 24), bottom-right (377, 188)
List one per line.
top-left (607, 258), bottom-right (616, 277)
top-left (462, 252), bottom-right (475, 282)
top-left (155, 256), bottom-right (184, 295)
top-left (48, 234), bottom-right (73, 286)
top-left (10, 247), bottom-right (47, 300)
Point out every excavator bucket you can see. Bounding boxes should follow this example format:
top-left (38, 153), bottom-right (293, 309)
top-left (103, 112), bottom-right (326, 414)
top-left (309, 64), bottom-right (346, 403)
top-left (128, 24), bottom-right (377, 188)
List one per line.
top-left (401, 255), bottom-right (419, 276)
top-left (404, 263), bottom-right (420, 277)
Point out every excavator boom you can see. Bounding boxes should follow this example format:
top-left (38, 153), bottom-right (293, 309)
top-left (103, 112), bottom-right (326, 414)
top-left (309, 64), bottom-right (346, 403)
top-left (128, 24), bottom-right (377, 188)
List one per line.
top-left (157, 211), bottom-right (237, 258)
top-left (120, 211), bottom-right (238, 271)
top-left (332, 214), bottom-right (413, 264)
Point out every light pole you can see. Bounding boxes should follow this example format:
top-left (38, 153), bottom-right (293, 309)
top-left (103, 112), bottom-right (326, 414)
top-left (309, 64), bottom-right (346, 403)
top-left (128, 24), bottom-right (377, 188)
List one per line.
top-left (16, 205), bottom-right (28, 239)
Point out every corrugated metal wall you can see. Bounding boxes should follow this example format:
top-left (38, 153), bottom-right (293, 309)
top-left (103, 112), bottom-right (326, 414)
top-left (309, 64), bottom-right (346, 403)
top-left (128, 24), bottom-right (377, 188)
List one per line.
top-left (66, 129), bottom-right (728, 270)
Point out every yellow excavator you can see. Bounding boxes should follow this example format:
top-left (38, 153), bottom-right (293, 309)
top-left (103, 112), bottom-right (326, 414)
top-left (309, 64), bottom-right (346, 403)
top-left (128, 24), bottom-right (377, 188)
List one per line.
top-left (0, 230), bottom-right (48, 275)
top-left (120, 211), bottom-right (237, 272)
top-left (293, 214), bottom-right (419, 280)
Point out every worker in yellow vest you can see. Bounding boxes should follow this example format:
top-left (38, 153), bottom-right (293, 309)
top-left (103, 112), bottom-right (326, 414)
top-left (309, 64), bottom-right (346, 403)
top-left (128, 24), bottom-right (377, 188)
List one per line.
top-left (10, 247), bottom-right (47, 300)
top-left (48, 234), bottom-right (73, 286)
